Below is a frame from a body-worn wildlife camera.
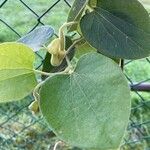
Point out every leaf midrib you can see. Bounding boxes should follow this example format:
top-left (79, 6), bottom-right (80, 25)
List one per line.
top-left (72, 73), bottom-right (101, 124)
top-left (0, 69), bottom-right (34, 82)
top-left (94, 7), bottom-right (145, 52)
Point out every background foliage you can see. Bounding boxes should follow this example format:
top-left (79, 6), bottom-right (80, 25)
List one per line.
top-left (0, 0), bottom-right (150, 149)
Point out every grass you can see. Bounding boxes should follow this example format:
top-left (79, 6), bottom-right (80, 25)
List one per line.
top-left (0, 0), bottom-right (72, 42)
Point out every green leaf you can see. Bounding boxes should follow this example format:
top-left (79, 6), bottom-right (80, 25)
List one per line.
top-left (67, 0), bottom-right (88, 32)
top-left (42, 36), bottom-right (75, 80)
top-left (80, 0), bottom-right (150, 59)
top-left (75, 42), bottom-right (96, 58)
top-left (18, 26), bottom-right (54, 52)
top-left (0, 42), bottom-right (37, 103)
top-left (40, 52), bottom-right (131, 149)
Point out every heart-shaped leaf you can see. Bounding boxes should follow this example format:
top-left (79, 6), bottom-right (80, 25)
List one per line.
top-left (18, 26), bottom-right (54, 52)
top-left (0, 42), bottom-right (37, 103)
top-left (40, 52), bottom-right (131, 149)
top-left (80, 0), bottom-right (150, 59)
top-left (67, 0), bottom-right (88, 32)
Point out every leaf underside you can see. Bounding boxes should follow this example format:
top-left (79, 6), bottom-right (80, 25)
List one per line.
top-left (18, 25), bottom-right (54, 52)
top-left (40, 52), bottom-right (131, 149)
top-left (67, 0), bottom-right (88, 32)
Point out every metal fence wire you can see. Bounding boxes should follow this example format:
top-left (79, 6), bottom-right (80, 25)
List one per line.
top-left (0, 0), bottom-right (150, 150)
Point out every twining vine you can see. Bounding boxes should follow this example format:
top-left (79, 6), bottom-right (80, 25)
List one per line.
top-left (0, 0), bottom-right (149, 150)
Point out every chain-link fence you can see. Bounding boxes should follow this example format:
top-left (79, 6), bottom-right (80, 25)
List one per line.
top-left (0, 0), bottom-right (150, 150)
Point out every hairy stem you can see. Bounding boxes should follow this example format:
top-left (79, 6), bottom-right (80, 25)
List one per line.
top-left (34, 69), bottom-right (52, 76)
top-left (59, 22), bottom-right (78, 51)
top-left (53, 141), bottom-right (63, 150)
top-left (33, 81), bottom-right (45, 101)
top-left (34, 69), bottom-right (68, 76)
top-left (66, 37), bottom-right (84, 55)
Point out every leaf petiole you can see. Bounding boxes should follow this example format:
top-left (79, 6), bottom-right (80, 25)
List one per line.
top-left (34, 69), bottom-right (69, 76)
top-left (66, 37), bottom-right (84, 55)
top-left (34, 69), bottom-right (52, 76)
top-left (33, 81), bottom-right (45, 101)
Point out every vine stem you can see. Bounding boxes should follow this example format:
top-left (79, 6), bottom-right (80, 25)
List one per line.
top-left (34, 69), bottom-right (69, 78)
top-left (53, 141), bottom-right (63, 150)
top-left (64, 37), bottom-right (84, 71)
top-left (66, 37), bottom-right (84, 55)
top-left (59, 21), bottom-right (78, 51)
top-left (59, 22), bottom-right (78, 39)
top-left (65, 55), bottom-right (73, 69)
top-left (33, 68), bottom-right (69, 101)
top-left (34, 69), bottom-right (52, 76)
top-left (33, 81), bottom-right (45, 101)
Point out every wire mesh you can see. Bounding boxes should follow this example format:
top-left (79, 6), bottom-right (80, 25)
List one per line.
top-left (0, 0), bottom-right (150, 150)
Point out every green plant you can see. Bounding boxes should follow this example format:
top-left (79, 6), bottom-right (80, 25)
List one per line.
top-left (0, 0), bottom-right (149, 149)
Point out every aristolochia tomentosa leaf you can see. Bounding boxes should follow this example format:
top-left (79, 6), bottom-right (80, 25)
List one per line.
top-left (0, 42), bottom-right (37, 103)
top-left (40, 52), bottom-right (131, 150)
top-left (80, 0), bottom-right (150, 59)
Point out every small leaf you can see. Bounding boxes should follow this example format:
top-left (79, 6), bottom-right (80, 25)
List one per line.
top-left (75, 42), bottom-right (96, 58)
top-left (0, 42), bottom-right (37, 103)
top-left (18, 26), bottom-right (54, 52)
top-left (67, 0), bottom-right (88, 32)
top-left (42, 36), bottom-right (75, 80)
top-left (40, 52), bottom-right (131, 149)
top-left (75, 39), bottom-right (120, 63)
top-left (80, 0), bottom-right (150, 59)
